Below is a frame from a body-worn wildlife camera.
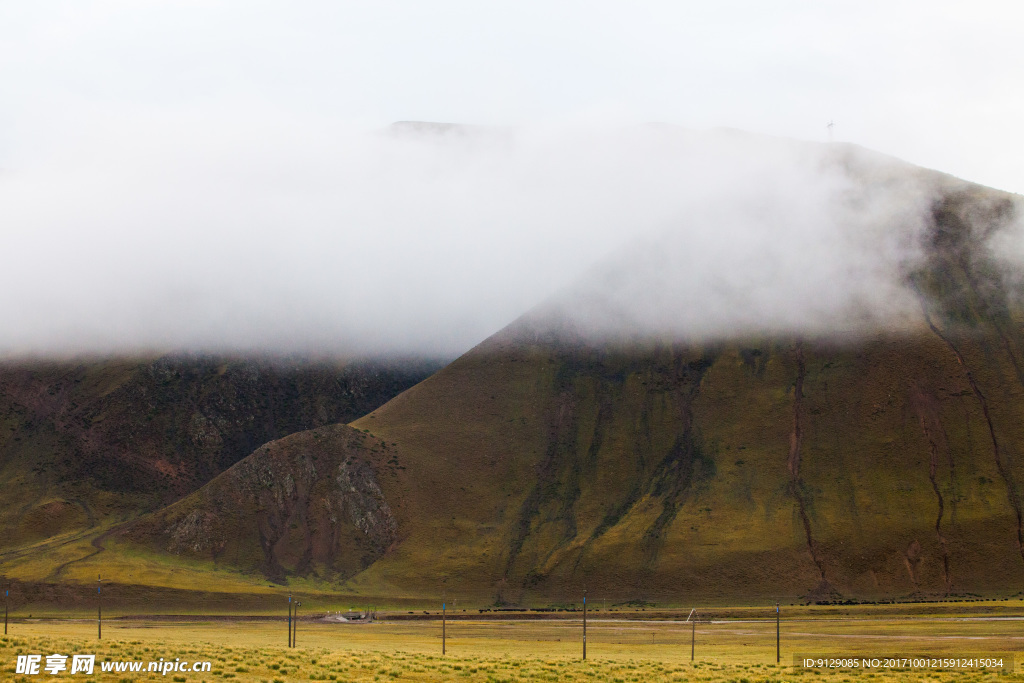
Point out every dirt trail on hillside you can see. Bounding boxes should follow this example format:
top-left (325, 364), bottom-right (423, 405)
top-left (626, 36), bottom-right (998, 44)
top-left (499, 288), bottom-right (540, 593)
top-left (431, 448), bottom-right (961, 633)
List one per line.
top-left (46, 527), bottom-right (118, 581)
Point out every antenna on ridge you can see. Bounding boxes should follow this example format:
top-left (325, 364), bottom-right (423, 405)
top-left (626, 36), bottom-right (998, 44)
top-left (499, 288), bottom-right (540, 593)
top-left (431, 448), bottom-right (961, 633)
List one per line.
top-left (827, 120), bottom-right (834, 141)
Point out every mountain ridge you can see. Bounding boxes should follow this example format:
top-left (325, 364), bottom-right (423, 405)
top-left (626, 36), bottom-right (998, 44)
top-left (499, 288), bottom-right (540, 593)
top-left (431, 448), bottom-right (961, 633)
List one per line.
top-left (11, 136), bottom-right (1024, 605)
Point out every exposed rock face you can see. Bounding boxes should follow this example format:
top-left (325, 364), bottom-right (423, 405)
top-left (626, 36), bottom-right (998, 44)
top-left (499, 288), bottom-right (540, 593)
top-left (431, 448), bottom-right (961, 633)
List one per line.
top-left (131, 424), bottom-right (399, 582)
top-left (333, 456), bottom-right (397, 546)
top-left (168, 510), bottom-right (223, 556)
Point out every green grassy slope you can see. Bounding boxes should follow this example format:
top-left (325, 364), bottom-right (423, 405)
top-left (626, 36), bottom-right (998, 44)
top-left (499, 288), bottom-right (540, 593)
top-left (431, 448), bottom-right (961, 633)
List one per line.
top-left (340, 328), bottom-right (1024, 604)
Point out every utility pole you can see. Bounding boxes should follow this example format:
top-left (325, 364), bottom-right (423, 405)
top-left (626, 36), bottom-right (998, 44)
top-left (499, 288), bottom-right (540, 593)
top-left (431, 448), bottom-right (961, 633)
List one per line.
top-left (582, 590), bottom-right (587, 661)
top-left (776, 602), bottom-right (780, 664)
top-left (97, 575), bottom-right (108, 640)
top-left (4, 583), bottom-right (8, 635)
top-left (288, 595), bottom-right (292, 648)
top-left (691, 610), bottom-right (695, 662)
top-left (293, 602), bottom-right (300, 648)
top-left (442, 602), bottom-right (447, 655)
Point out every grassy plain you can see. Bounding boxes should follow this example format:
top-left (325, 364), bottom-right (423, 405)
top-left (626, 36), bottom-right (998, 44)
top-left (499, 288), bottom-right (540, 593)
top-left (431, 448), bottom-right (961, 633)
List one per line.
top-left (2, 604), bottom-right (1024, 681)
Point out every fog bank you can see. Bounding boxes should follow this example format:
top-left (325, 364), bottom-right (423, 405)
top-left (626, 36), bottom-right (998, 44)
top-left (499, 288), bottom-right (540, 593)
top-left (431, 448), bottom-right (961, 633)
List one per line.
top-left (1, 119), bottom-right (1010, 356)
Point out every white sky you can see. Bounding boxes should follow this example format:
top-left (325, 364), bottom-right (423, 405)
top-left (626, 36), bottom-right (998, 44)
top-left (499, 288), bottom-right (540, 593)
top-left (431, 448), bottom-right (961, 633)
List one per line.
top-left (1, 1), bottom-right (1022, 356)
top-left (4, 1), bottom-right (1022, 191)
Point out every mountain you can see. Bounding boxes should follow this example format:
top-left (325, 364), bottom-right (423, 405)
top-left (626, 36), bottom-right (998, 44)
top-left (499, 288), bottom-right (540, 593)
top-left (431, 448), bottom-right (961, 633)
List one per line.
top-left (0, 356), bottom-right (441, 558)
top-left (66, 141), bottom-right (1024, 604)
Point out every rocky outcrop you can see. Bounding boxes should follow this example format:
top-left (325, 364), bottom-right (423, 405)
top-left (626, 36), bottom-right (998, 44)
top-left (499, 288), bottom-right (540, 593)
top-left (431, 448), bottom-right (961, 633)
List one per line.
top-left (129, 424), bottom-right (399, 582)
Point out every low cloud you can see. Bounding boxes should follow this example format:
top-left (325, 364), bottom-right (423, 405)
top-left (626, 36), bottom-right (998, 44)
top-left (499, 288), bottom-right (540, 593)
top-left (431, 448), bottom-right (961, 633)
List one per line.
top-left (0, 116), bottom-right (1005, 357)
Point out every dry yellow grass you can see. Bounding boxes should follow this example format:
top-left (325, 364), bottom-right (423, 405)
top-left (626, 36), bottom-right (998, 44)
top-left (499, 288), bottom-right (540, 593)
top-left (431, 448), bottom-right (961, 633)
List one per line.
top-left (2, 610), bottom-right (1022, 681)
